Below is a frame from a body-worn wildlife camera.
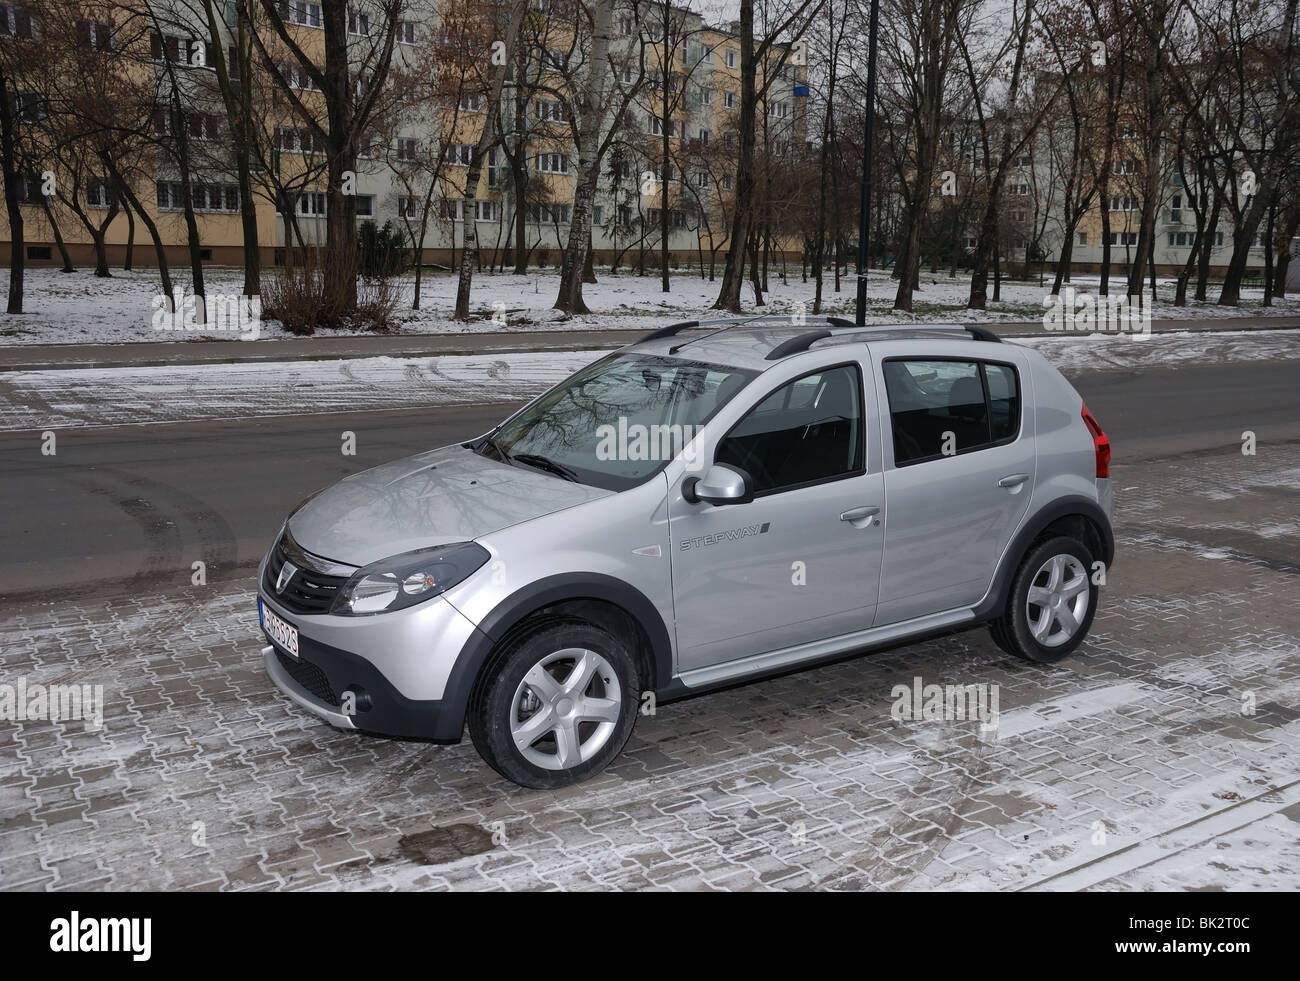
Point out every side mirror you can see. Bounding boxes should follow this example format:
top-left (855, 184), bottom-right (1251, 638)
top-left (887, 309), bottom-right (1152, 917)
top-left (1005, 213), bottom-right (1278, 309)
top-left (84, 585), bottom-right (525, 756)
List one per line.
top-left (682, 464), bottom-right (753, 506)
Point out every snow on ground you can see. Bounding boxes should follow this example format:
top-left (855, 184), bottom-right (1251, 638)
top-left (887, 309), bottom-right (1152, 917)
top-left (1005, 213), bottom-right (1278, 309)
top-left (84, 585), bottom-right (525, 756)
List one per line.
top-left (1, 264), bottom-right (1297, 346)
top-left (1017, 327), bottom-right (1300, 374)
top-left (2, 328), bottom-right (1298, 432)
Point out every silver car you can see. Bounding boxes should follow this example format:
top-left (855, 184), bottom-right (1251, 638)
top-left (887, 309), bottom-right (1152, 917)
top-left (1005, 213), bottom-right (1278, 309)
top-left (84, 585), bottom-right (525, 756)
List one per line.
top-left (258, 318), bottom-right (1114, 788)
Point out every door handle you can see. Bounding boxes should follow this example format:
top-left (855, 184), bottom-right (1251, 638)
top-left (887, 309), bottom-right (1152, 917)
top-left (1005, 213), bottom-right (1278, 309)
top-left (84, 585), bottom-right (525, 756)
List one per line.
top-left (840, 505), bottom-right (881, 522)
top-left (997, 473), bottom-right (1030, 488)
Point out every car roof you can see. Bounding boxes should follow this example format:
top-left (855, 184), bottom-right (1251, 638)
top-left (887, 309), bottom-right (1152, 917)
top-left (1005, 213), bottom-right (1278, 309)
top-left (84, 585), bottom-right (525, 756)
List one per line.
top-left (626, 316), bottom-right (1012, 371)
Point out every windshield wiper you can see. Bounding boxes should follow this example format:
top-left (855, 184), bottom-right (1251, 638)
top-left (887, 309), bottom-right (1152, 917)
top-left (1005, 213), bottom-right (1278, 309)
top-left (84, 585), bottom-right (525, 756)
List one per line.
top-left (479, 434), bottom-right (512, 463)
top-left (511, 453), bottom-right (579, 482)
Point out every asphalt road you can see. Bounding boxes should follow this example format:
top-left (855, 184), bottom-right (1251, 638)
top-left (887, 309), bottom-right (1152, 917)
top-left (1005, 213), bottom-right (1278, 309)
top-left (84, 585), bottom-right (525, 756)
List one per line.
top-left (2, 359), bottom-right (1298, 604)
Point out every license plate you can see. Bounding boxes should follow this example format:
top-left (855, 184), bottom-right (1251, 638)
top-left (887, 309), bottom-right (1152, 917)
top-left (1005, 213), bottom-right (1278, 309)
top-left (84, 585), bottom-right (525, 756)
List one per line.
top-left (259, 597), bottom-right (299, 658)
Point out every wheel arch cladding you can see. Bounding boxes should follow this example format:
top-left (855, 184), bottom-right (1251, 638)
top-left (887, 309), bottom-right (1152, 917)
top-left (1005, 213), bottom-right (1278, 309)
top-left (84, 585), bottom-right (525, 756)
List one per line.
top-left (974, 495), bottom-right (1114, 621)
top-left (442, 573), bottom-right (673, 736)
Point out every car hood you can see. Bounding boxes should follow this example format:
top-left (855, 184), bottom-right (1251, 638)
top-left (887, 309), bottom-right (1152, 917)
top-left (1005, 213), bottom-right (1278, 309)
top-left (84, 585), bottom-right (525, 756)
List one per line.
top-left (287, 444), bottom-right (612, 567)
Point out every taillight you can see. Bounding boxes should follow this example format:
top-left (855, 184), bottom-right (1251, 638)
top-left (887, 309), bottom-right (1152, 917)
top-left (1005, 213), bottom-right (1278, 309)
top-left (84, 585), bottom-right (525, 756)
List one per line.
top-left (1081, 403), bottom-right (1110, 478)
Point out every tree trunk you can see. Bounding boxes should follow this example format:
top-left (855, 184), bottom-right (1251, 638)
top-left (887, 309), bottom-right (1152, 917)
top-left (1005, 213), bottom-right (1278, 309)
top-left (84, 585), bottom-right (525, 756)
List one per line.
top-left (0, 73), bottom-right (23, 313)
top-left (39, 192), bottom-right (75, 272)
top-left (713, 1), bottom-right (759, 313)
top-left (122, 196), bottom-right (135, 271)
top-left (455, 0), bottom-right (526, 320)
top-left (104, 156), bottom-right (172, 297)
top-left (554, 0), bottom-right (615, 313)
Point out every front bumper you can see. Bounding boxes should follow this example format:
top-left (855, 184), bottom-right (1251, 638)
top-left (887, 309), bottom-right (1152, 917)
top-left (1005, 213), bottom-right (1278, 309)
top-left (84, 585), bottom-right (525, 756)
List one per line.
top-left (258, 585), bottom-right (480, 742)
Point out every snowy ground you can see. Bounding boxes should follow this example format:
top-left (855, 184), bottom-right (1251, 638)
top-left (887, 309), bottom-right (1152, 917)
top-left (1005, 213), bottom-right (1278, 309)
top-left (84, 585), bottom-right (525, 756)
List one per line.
top-left (2, 309), bottom-right (1298, 889)
top-left (3, 459), bottom-right (1298, 890)
top-left (2, 328), bottom-right (1297, 432)
top-left (1, 265), bottom-right (1297, 347)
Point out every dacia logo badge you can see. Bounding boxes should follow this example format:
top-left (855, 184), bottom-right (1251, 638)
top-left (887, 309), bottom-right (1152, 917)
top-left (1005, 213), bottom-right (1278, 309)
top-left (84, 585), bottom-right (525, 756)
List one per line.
top-left (276, 561), bottom-right (298, 594)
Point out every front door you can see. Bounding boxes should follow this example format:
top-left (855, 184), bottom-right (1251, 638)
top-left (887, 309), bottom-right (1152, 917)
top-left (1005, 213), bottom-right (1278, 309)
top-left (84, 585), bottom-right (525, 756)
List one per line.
top-left (669, 362), bottom-right (885, 671)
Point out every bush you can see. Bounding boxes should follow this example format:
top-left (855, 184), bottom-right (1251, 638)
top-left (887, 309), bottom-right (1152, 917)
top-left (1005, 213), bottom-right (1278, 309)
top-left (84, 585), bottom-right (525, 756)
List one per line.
top-left (358, 220), bottom-right (409, 278)
top-left (263, 243), bottom-right (400, 335)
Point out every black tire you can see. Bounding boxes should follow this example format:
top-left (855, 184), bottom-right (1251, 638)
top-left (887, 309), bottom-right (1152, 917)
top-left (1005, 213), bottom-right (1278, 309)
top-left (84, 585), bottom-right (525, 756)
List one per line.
top-left (991, 536), bottom-right (1098, 664)
top-left (468, 618), bottom-right (641, 789)
top-left (987, 616), bottom-right (1017, 657)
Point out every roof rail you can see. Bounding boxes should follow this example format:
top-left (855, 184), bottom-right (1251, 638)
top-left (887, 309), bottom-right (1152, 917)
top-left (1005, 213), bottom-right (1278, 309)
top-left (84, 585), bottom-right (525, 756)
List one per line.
top-left (824, 318), bottom-right (1002, 343)
top-left (766, 329), bottom-right (832, 360)
top-left (637, 314), bottom-right (804, 349)
top-left (638, 320), bottom-right (699, 343)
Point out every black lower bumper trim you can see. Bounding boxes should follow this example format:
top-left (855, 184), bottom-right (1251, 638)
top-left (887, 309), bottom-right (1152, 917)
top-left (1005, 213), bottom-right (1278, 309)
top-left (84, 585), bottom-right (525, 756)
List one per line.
top-left (266, 625), bottom-right (463, 743)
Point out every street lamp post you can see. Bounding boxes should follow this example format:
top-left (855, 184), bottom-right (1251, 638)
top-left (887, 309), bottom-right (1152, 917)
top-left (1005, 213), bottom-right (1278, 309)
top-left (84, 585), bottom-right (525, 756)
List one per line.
top-left (854, 0), bottom-right (881, 325)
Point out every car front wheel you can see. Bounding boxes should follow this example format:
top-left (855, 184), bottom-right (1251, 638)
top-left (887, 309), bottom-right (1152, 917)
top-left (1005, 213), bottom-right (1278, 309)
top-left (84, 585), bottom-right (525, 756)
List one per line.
top-left (469, 619), bottom-right (641, 788)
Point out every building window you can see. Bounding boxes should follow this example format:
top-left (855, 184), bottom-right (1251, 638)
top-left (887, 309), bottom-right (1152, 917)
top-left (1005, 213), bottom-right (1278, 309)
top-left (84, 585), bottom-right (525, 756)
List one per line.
top-left (535, 98), bottom-right (569, 122)
top-left (278, 1), bottom-right (321, 28)
top-left (768, 100), bottom-right (789, 118)
top-left (355, 194), bottom-right (374, 217)
top-left (649, 116), bottom-right (677, 137)
top-left (592, 205), bottom-right (603, 225)
top-left (1077, 231), bottom-right (1087, 246)
top-left (398, 196), bottom-right (420, 219)
top-left (1170, 194), bottom-right (1181, 223)
top-left (526, 202), bottom-right (571, 223)
top-left (77, 19), bottom-right (114, 50)
top-left (277, 126), bottom-right (326, 154)
top-left (396, 137), bottom-right (418, 162)
top-left (475, 200), bottom-right (498, 221)
top-left (0, 4), bottom-right (37, 38)
top-left (725, 49), bottom-right (737, 68)
top-left (459, 92), bottom-right (485, 112)
top-left (724, 91), bottom-right (736, 109)
top-left (157, 181), bottom-right (240, 213)
top-left (722, 175), bottom-right (733, 190)
top-left (444, 143), bottom-right (474, 166)
top-left (295, 191), bottom-right (326, 216)
top-left (85, 179), bottom-right (114, 208)
top-left (279, 60), bottom-right (320, 90)
top-left (535, 152), bottom-right (569, 174)
top-left (14, 90), bottom-right (43, 122)
top-left (347, 9), bottom-right (371, 35)
top-left (396, 20), bottom-right (417, 44)
top-left (1106, 231), bottom-right (1138, 246)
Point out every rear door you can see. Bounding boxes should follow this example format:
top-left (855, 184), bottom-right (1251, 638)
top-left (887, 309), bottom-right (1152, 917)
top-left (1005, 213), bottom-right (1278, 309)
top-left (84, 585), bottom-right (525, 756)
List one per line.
top-left (873, 348), bottom-right (1035, 625)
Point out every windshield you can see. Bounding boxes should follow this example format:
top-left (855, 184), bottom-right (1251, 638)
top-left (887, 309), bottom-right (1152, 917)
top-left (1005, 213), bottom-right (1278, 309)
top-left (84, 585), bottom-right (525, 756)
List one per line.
top-left (482, 353), bottom-right (756, 491)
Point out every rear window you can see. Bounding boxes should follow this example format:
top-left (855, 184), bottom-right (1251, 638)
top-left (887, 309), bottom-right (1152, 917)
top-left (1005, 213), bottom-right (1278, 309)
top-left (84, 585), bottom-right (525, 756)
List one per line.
top-left (883, 359), bottom-right (1021, 466)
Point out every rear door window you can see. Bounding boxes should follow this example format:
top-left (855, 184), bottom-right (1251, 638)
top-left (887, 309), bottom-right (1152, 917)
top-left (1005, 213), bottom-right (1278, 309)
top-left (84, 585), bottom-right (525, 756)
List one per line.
top-left (883, 359), bottom-right (1020, 466)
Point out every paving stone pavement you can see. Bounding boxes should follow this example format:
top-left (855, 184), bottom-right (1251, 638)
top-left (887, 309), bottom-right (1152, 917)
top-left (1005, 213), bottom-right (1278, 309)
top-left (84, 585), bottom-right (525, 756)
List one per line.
top-left (1, 443), bottom-right (1297, 891)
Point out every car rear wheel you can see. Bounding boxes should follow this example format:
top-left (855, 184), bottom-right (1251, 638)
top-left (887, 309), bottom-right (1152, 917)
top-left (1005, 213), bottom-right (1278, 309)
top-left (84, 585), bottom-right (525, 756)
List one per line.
top-left (469, 619), bottom-right (641, 788)
top-left (991, 536), bottom-right (1098, 664)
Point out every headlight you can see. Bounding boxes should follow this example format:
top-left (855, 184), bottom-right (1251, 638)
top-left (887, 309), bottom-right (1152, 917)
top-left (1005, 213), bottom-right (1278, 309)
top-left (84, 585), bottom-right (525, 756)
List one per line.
top-left (330, 542), bottom-right (491, 616)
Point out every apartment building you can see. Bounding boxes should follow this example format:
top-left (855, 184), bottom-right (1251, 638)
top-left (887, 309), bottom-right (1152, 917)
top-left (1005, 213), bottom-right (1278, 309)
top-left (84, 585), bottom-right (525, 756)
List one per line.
top-left (944, 117), bottom-right (1266, 280)
top-left (0, 1), bottom-right (807, 270)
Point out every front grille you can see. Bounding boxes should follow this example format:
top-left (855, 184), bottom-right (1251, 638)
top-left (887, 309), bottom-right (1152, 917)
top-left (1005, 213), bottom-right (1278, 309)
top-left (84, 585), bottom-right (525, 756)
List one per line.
top-left (264, 535), bottom-right (349, 614)
top-left (275, 649), bottom-right (338, 706)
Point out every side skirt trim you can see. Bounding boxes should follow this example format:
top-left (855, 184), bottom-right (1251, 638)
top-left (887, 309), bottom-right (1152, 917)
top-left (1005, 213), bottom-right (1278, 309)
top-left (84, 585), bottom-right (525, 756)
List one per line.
top-left (676, 607), bottom-right (976, 689)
